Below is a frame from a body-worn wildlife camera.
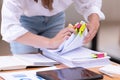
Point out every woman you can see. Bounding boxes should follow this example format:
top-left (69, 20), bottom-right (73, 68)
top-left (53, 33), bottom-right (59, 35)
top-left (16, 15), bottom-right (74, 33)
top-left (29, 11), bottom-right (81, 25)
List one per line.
top-left (1, 0), bottom-right (105, 54)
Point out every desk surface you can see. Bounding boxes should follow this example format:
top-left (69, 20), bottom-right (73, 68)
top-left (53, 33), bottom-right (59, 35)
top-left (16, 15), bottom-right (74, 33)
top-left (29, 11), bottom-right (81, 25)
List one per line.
top-left (0, 62), bottom-right (120, 80)
top-left (57, 63), bottom-right (120, 80)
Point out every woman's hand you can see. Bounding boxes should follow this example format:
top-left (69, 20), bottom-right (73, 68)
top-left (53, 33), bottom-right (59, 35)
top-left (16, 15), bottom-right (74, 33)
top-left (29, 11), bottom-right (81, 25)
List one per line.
top-left (84, 13), bottom-right (100, 44)
top-left (48, 27), bottom-right (75, 49)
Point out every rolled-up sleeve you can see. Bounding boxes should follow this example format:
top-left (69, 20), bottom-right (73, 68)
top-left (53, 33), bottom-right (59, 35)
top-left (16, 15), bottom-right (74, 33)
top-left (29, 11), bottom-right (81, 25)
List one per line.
top-left (1, 0), bottom-right (28, 42)
top-left (74, 0), bottom-right (105, 22)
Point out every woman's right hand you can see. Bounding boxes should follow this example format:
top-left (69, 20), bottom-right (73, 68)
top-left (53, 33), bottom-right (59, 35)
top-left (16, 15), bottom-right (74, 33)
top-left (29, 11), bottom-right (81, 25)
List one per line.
top-left (48, 27), bottom-right (75, 49)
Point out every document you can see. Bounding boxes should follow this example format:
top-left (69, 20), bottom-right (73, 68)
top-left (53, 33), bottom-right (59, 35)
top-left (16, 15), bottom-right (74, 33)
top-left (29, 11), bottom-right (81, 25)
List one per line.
top-left (0, 70), bottom-right (44, 80)
top-left (45, 21), bottom-right (88, 55)
top-left (43, 47), bottom-right (110, 68)
top-left (0, 54), bottom-right (58, 71)
top-left (0, 66), bottom-right (59, 80)
top-left (42, 21), bottom-right (110, 68)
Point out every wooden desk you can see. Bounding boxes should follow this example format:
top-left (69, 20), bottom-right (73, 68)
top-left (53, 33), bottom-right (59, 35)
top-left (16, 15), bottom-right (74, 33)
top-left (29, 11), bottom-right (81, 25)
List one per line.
top-left (88, 62), bottom-right (120, 80)
top-left (57, 64), bottom-right (120, 80)
top-left (88, 67), bottom-right (120, 80)
top-left (0, 63), bottom-right (120, 80)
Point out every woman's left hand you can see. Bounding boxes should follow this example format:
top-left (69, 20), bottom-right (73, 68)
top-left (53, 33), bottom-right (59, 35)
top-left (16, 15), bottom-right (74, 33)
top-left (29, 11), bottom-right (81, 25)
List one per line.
top-left (83, 13), bottom-right (100, 44)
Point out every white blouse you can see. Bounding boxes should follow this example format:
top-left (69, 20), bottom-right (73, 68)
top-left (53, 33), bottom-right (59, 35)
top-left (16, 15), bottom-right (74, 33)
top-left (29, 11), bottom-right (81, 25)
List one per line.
top-left (1, 0), bottom-right (105, 42)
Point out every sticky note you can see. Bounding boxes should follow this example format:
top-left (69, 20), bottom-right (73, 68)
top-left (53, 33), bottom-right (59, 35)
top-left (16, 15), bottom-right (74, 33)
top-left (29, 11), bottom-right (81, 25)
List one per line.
top-left (74, 23), bottom-right (81, 33)
top-left (79, 23), bottom-right (86, 36)
top-left (68, 24), bottom-right (73, 28)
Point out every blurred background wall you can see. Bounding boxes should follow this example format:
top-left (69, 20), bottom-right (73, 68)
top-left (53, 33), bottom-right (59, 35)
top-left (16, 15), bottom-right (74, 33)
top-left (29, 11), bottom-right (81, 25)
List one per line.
top-left (0, 0), bottom-right (2, 31)
top-left (0, 0), bottom-right (120, 62)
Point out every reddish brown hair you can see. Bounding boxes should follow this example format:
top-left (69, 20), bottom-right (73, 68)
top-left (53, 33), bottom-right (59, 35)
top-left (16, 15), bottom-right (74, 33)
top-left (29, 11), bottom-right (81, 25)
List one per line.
top-left (34, 0), bottom-right (53, 10)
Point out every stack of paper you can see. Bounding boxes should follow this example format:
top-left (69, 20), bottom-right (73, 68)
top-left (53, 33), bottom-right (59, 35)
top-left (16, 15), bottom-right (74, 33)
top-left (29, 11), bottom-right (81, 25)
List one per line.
top-left (45, 21), bottom-right (88, 54)
top-left (43, 47), bottom-right (110, 68)
top-left (42, 21), bottom-right (110, 68)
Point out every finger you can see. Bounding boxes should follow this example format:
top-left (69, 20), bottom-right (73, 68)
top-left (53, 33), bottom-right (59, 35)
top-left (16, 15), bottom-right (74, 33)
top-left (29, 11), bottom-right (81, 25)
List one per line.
top-left (61, 31), bottom-right (71, 39)
top-left (84, 27), bottom-right (93, 43)
top-left (58, 31), bottom-right (72, 39)
top-left (84, 30), bottom-right (97, 43)
top-left (84, 23), bottom-right (98, 42)
top-left (60, 27), bottom-right (75, 34)
top-left (64, 35), bottom-right (70, 40)
top-left (65, 31), bottom-right (72, 36)
top-left (83, 33), bottom-right (91, 43)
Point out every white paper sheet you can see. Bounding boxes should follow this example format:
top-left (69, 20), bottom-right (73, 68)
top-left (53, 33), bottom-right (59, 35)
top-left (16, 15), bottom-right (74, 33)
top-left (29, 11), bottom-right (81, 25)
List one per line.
top-left (0, 66), bottom-right (58, 80)
top-left (99, 64), bottom-right (120, 76)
